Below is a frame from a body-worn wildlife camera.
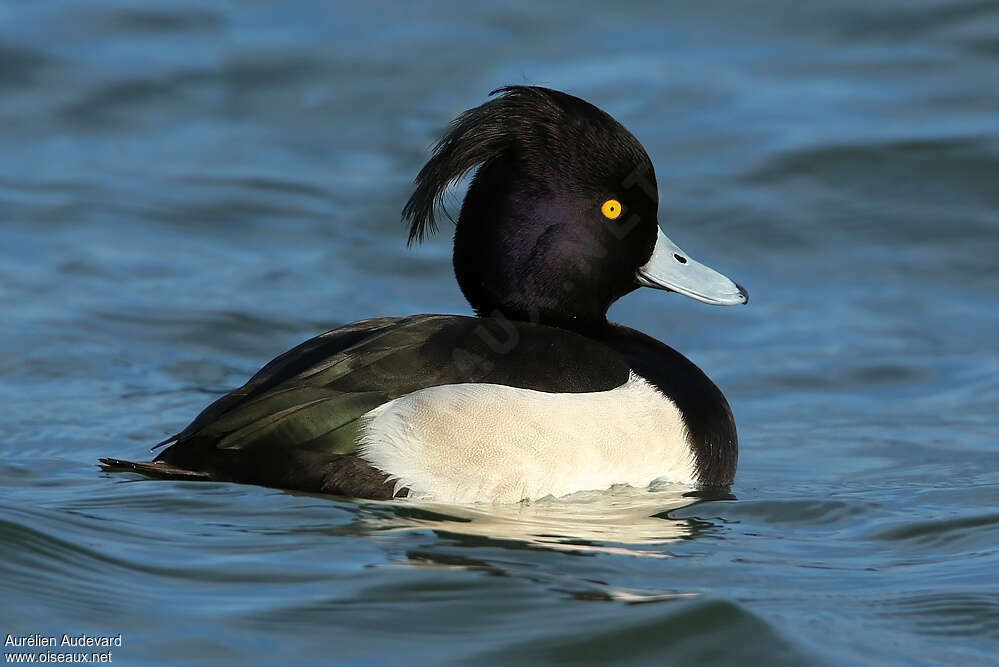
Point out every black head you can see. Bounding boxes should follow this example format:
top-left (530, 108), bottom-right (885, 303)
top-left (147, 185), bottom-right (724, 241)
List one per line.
top-left (403, 86), bottom-right (661, 332)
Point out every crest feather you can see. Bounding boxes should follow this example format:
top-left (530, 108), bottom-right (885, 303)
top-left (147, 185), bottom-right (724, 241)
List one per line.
top-left (402, 86), bottom-right (581, 245)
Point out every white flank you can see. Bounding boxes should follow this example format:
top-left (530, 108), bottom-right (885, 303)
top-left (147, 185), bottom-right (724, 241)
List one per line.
top-left (358, 372), bottom-right (695, 503)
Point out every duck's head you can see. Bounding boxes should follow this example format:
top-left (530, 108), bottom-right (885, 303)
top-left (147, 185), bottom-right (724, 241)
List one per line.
top-left (403, 86), bottom-right (747, 331)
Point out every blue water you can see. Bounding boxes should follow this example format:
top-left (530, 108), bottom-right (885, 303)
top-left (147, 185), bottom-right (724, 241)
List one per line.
top-left (2, 1), bottom-right (998, 664)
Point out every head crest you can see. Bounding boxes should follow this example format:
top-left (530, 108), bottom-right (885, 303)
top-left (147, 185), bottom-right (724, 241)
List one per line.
top-left (401, 86), bottom-right (631, 245)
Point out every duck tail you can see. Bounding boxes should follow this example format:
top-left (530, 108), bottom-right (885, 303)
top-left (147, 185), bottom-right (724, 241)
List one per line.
top-left (98, 458), bottom-right (211, 481)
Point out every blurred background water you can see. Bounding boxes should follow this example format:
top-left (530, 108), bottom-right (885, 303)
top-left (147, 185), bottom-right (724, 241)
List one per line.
top-left (2, 1), bottom-right (998, 664)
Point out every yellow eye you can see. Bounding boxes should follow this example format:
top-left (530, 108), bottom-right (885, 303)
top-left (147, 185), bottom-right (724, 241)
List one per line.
top-left (601, 199), bottom-right (622, 220)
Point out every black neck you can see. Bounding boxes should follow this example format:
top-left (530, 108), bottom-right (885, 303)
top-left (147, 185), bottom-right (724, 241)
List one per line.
top-left (473, 302), bottom-right (611, 336)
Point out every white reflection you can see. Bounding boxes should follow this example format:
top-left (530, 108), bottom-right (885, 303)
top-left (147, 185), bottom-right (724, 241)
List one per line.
top-left (365, 483), bottom-right (703, 559)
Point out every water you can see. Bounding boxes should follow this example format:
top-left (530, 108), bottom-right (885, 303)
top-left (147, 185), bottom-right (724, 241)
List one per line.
top-left (2, 1), bottom-right (998, 664)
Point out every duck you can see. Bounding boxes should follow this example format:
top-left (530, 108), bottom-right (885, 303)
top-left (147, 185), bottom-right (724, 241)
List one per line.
top-left (101, 86), bottom-right (748, 504)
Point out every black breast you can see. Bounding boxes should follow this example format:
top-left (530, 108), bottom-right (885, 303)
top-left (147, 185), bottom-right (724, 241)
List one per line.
top-left (597, 323), bottom-right (738, 486)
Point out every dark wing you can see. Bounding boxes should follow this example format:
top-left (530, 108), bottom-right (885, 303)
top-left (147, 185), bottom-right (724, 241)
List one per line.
top-left (109, 314), bottom-right (630, 495)
top-left (151, 316), bottom-right (404, 450)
